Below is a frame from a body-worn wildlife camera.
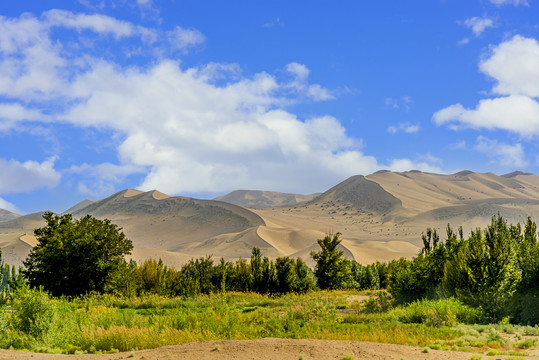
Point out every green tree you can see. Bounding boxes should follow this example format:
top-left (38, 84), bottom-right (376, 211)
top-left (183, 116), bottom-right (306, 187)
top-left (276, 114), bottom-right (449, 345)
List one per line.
top-left (275, 257), bottom-right (298, 294)
top-left (311, 232), bottom-right (352, 290)
top-left (251, 247), bottom-right (265, 292)
top-left (294, 257), bottom-right (316, 293)
top-left (443, 216), bottom-right (522, 321)
top-left (23, 212), bottom-right (133, 296)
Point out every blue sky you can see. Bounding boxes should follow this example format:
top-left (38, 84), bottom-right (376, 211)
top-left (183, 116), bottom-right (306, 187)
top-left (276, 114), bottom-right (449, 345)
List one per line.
top-left (1, 0), bottom-right (539, 214)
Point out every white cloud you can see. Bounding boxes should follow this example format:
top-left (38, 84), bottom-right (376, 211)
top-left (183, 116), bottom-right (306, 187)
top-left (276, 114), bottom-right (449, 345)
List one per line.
top-left (474, 136), bottom-right (527, 167)
top-left (0, 197), bottom-right (21, 213)
top-left (286, 62), bottom-right (335, 101)
top-left (307, 84), bottom-right (334, 101)
top-left (480, 35), bottom-right (539, 98)
top-left (0, 103), bottom-right (48, 131)
top-left (71, 162), bottom-right (144, 197)
top-left (167, 26), bottom-right (205, 52)
top-left (434, 35), bottom-right (539, 138)
top-left (387, 122), bottom-right (420, 134)
top-left (59, 60), bottom-right (369, 194)
top-left (463, 17), bottom-right (494, 36)
top-left (43, 10), bottom-right (136, 39)
top-left (0, 11), bottom-right (442, 196)
top-left (0, 13), bottom-right (67, 101)
top-left (434, 95), bottom-right (539, 137)
top-left (0, 157), bottom-right (61, 194)
top-left (387, 158), bottom-right (443, 174)
top-left (286, 62), bottom-right (310, 80)
top-left (488, 0), bottom-right (529, 6)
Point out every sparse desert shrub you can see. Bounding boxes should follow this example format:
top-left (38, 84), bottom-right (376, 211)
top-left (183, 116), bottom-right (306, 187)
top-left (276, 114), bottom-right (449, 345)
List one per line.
top-left (516, 338), bottom-right (537, 349)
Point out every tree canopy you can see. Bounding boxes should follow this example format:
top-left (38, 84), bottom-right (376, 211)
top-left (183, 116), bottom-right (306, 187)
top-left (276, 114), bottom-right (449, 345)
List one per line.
top-left (311, 232), bottom-right (352, 290)
top-left (23, 212), bottom-right (133, 296)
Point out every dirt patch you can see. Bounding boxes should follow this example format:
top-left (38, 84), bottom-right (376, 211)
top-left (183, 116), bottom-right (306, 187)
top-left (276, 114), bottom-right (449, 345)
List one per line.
top-left (0, 338), bottom-right (512, 360)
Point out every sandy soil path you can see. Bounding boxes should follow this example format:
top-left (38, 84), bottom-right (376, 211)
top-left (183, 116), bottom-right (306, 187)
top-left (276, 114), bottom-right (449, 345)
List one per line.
top-left (0, 338), bottom-right (530, 360)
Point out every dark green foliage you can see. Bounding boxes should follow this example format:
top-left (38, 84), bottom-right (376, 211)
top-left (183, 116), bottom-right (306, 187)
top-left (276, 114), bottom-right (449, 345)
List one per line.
top-left (311, 232), bottom-right (352, 290)
top-left (421, 227), bottom-right (439, 255)
top-left (386, 216), bottom-right (539, 324)
top-left (0, 264), bottom-right (25, 295)
top-left (23, 212), bottom-right (133, 296)
top-left (351, 261), bottom-right (389, 290)
top-left (294, 258), bottom-right (316, 293)
top-left (389, 234), bottom-right (449, 303)
top-left (228, 258), bottom-right (252, 292)
top-left (443, 216), bottom-right (522, 321)
top-left (275, 257), bottom-right (298, 294)
top-left (250, 247), bottom-right (278, 293)
top-left (511, 217), bottom-right (539, 324)
top-left (251, 247), bottom-right (265, 291)
top-left (180, 256), bottom-right (215, 296)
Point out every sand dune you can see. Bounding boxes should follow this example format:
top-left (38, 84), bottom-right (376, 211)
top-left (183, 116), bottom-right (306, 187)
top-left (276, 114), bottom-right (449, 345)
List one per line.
top-left (215, 190), bottom-right (319, 209)
top-left (3, 171), bottom-right (539, 267)
top-left (0, 209), bottom-right (20, 222)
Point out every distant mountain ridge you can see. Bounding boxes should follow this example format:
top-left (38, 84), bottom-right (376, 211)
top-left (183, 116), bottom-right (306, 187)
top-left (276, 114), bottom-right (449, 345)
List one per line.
top-left (215, 190), bottom-right (320, 209)
top-left (3, 170), bottom-right (539, 268)
top-left (0, 209), bottom-right (20, 222)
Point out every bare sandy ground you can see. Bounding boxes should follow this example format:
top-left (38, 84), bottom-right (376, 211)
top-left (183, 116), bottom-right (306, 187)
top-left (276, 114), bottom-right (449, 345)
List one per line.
top-left (0, 338), bottom-right (522, 360)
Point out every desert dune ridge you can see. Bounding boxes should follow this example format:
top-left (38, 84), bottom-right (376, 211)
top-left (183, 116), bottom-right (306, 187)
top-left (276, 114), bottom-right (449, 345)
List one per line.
top-left (2, 170), bottom-right (539, 268)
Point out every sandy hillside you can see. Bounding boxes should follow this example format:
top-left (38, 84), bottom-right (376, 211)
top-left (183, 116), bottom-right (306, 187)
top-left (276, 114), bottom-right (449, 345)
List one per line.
top-left (0, 338), bottom-right (518, 360)
top-left (253, 171), bottom-right (539, 265)
top-left (0, 209), bottom-right (20, 222)
top-left (214, 190), bottom-right (320, 209)
top-left (3, 170), bottom-right (539, 267)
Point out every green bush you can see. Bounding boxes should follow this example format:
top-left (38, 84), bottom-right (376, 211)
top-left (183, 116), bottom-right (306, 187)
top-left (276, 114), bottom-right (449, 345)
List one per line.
top-left (393, 298), bottom-right (483, 326)
top-left (11, 285), bottom-right (55, 338)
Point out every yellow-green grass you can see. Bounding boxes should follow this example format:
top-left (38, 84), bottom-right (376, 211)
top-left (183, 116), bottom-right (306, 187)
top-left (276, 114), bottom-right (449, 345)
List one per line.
top-left (0, 290), bottom-right (536, 355)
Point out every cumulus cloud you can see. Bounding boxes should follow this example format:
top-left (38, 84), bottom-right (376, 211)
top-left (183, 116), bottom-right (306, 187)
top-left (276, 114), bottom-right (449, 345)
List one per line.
top-left (0, 157), bottom-right (61, 194)
top-left (434, 35), bottom-right (539, 138)
top-left (167, 26), bottom-right (205, 52)
top-left (474, 136), bottom-right (527, 167)
top-left (61, 60), bottom-right (374, 194)
top-left (0, 103), bottom-right (49, 131)
top-left (0, 13), bottom-right (67, 101)
top-left (462, 17), bottom-right (494, 37)
top-left (434, 95), bottom-right (539, 136)
top-left (0, 10), bottom-right (441, 196)
top-left (286, 62), bottom-right (335, 101)
top-left (480, 36), bottom-right (539, 98)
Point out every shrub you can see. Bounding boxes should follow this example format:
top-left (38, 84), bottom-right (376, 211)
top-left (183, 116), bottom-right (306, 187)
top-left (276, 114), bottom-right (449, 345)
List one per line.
top-left (517, 338), bottom-right (537, 349)
top-left (394, 298), bottom-right (483, 326)
top-left (11, 285), bottom-right (55, 338)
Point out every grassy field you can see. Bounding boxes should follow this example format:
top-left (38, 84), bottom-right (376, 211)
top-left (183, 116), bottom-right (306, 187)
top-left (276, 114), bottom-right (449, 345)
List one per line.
top-left (0, 289), bottom-right (537, 356)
